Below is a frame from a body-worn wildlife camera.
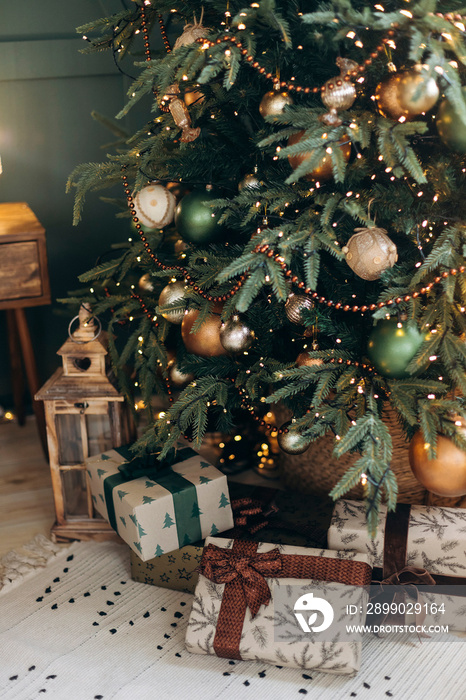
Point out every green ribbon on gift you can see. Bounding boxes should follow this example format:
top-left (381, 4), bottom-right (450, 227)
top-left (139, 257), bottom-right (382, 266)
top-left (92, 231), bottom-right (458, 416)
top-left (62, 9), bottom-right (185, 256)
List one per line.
top-left (101, 445), bottom-right (202, 548)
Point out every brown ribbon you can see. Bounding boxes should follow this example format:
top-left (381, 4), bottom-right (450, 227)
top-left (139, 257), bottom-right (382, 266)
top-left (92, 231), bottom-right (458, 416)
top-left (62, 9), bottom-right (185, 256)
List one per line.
top-left (230, 493), bottom-right (279, 535)
top-left (198, 539), bottom-right (372, 660)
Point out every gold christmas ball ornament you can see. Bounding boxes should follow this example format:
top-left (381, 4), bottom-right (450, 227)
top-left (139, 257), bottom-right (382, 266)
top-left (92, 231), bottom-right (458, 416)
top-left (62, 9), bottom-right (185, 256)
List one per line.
top-left (133, 184), bottom-right (176, 229)
top-left (409, 430), bottom-right (466, 497)
top-left (436, 87), bottom-right (466, 154)
top-left (277, 421), bottom-right (312, 455)
top-left (287, 131), bottom-right (351, 182)
top-left (259, 90), bottom-right (294, 119)
top-left (219, 315), bottom-right (255, 354)
top-left (238, 173), bottom-right (261, 191)
top-left (342, 227), bottom-right (398, 281)
top-left (285, 293), bottom-right (314, 325)
top-left (184, 88), bottom-right (205, 107)
top-left (375, 68), bottom-right (439, 120)
top-left (158, 280), bottom-right (188, 324)
top-left (181, 303), bottom-right (227, 357)
top-left (296, 345), bottom-right (324, 367)
top-left (138, 273), bottom-right (154, 293)
top-left (167, 359), bottom-right (194, 388)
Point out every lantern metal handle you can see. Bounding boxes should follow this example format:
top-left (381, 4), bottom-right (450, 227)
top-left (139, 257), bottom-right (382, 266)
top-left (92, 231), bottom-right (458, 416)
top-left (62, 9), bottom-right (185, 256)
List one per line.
top-left (68, 304), bottom-right (102, 344)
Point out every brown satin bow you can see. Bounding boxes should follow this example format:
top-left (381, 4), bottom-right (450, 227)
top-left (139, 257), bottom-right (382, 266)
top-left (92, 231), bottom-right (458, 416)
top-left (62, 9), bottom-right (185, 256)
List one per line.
top-left (381, 566), bottom-right (436, 587)
top-left (231, 496), bottom-right (278, 535)
top-left (371, 566), bottom-right (436, 632)
top-left (198, 543), bottom-right (282, 617)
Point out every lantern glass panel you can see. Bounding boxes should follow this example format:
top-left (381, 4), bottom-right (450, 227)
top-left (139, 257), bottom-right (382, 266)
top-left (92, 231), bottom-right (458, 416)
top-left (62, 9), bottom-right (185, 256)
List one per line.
top-left (62, 469), bottom-right (88, 517)
top-left (86, 413), bottom-right (113, 456)
top-left (56, 414), bottom-right (83, 465)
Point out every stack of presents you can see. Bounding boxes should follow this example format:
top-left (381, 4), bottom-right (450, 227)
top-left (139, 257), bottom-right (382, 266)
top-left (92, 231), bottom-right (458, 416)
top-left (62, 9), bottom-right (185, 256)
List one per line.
top-left (86, 443), bottom-right (466, 676)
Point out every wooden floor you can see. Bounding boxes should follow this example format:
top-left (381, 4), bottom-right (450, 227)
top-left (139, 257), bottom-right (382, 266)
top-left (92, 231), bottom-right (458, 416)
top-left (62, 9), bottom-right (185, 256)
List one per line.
top-left (0, 415), bottom-right (55, 558)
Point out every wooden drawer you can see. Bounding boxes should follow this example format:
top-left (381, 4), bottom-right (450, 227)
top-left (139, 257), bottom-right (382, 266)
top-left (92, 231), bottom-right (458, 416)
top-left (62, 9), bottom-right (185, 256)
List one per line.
top-left (0, 202), bottom-right (50, 310)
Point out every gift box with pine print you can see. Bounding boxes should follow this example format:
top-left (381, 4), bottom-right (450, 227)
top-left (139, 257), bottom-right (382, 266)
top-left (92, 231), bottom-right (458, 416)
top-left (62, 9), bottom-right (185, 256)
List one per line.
top-left (86, 443), bottom-right (233, 561)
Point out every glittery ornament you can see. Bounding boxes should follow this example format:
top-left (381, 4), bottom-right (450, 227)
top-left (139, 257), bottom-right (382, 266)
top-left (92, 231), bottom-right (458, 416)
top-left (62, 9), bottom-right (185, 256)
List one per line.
top-left (375, 68), bottom-right (439, 120)
top-left (181, 303), bottom-right (227, 357)
top-left (321, 58), bottom-right (358, 127)
top-left (164, 83), bottom-right (200, 143)
top-left (277, 421), bottom-right (311, 455)
top-left (285, 293), bottom-right (314, 325)
top-left (133, 184), bottom-right (176, 229)
top-left (138, 273), bottom-right (154, 293)
top-left (409, 431), bottom-right (466, 497)
top-left (287, 131), bottom-right (351, 181)
top-left (173, 11), bottom-right (210, 49)
top-left (259, 90), bottom-right (294, 119)
top-left (342, 227), bottom-right (398, 281)
top-left (220, 315), bottom-right (255, 353)
top-left (158, 280), bottom-right (188, 324)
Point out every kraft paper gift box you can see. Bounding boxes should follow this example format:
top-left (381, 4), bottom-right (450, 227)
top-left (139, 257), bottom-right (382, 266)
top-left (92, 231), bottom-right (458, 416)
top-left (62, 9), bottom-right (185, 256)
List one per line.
top-left (328, 499), bottom-right (466, 577)
top-left (86, 444), bottom-right (233, 562)
top-left (185, 537), bottom-right (372, 675)
top-left (130, 485), bottom-right (334, 593)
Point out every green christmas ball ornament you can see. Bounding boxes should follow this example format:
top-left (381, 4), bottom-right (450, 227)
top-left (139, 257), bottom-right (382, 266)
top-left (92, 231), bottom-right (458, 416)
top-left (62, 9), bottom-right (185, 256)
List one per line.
top-left (277, 421), bottom-right (312, 455)
top-left (174, 187), bottom-right (223, 244)
top-left (367, 318), bottom-right (428, 379)
top-left (436, 86), bottom-right (466, 154)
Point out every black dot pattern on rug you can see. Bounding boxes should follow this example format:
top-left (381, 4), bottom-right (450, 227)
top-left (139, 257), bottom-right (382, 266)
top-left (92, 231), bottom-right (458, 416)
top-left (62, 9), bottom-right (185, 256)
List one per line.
top-left (385, 677), bottom-right (391, 680)
top-left (9, 675), bottom-right (18, 681)
top-left (51, 604), bottom-right (57, 610)
top-left (110, 629), bottom-right (117, 634)
top-left (63, 568), bottom-right (69, 573)
top-left (114, 591), bottom-right (121, 596)
top-left (28, 666), bottom-right (36, 672)
top-left (39, 689), bottom-right (46, 693)
top-left (95, 695), bottom-right (103, 699)
top-left (101, 586), bottom-right (107, 590)
top-left (143, 611), bottom-right (150, 618)
top-left (386, 693), bottom-right (393, 697)
top-left (180, 601), bottom-right (186, 606)
top-left (36, 597), bottom-right (43, 602)
top-left (244, 681), bottom-right (250, 687)
top-left (258, 671), bottom-right (266, 678)
top-left (129, 621), bottom-right (134, 626)
top-left (98, 611), bottom-right (107, 616)
top-left (175, 653), bottom-right (181, 658)
top-left (363, 683), bottom-right (370, 689)
top-left (174, 611), bottom-right (183, 618)
top-left (275, 666), bottom-right (283, 669)
top-left (350, 693), bottom-right (357, 697)
top-left (164, 634), bottom-right (170, 639)
top-left (229, 661), bottom-right (235, 665)
top-left (106, 600), bottom-right (114, 606)
top-left (223, 672), bottom-right (231, 676)
top-left (53, 577), bottom-right (60, 583)
top-left (45, 587), bottom-right (51, 594)
top-left (302, 674), bottom-right (312, 680)
top-left (298, 690), bottom-right (307, 695)
top-left (171, 623), bottom-right (177, 628)
top-left (93, 622), bottom-right (99, 627)
top-left (69, 598), bottom-right (75, 604)
top-left (84, 592), bottom-right (90, 597)
top-left (46, 675), bottom-right (57, 680)
top-left (161, 607), bottom-right (166, 612)
top-left (120, 581), bottom-right (126, 584)
top-left (157, 645), bottom-right (163, 650)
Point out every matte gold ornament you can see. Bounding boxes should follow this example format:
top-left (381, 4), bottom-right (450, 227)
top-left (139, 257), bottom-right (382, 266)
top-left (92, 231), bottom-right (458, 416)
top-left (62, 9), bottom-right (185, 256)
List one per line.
top-left (287, 131), bottom-right (351, 181)
top-left (181, 303), bottom-right (227, 357)
top-left (238, 173), bottom-right (261, 191)
top-left (167, 359), bottom-right (194, 388)
top-left (277, 421), bottom-right (312, 455)
top-left (138, 273), bottom-right (154, 293)
top-left (259, 90), bottom-right (294, 119)
top-left (342, 227), bottom-right (398, 281)
top-left (285, 293), bottom-right (314, 325)
top-left (321, 58), bottom-right (358, 127)
top-left (158, 280), bottom-right (188, 324)
top-left (296, 342), bottom-right (323, 367)
top-left (375, 68), bottom-right (439, 120)
top-left (220, 315), bottom-right (255, 353)
top-left (409, 430), bottom-right (466, 497)
top-left (133, 184), bottom-right (176, 229)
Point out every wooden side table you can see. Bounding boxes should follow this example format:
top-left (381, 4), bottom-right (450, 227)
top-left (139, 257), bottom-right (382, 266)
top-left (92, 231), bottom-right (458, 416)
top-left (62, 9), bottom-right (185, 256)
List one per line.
top-left (0, 202), bottom-right (51, 454)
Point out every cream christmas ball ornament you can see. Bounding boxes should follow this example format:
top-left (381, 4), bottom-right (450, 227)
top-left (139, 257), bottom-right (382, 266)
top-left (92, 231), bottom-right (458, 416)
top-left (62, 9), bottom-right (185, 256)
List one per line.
top-left (133, 184), bottom-right (176, 229)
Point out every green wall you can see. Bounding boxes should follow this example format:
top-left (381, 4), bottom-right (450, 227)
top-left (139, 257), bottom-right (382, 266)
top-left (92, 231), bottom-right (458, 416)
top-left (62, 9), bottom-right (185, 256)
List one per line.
top-left (0, 1), bottom-right (148, 406)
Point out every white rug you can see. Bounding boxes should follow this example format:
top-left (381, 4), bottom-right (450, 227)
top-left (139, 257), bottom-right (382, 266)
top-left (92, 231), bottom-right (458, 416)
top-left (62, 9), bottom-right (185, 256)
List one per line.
top-left (0, 538), bottom-right (465, 700)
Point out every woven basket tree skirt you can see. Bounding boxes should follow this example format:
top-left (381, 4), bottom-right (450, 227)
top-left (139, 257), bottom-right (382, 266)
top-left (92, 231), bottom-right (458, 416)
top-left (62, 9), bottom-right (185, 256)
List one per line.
top-left (0, 537), bottom-right (465, 700)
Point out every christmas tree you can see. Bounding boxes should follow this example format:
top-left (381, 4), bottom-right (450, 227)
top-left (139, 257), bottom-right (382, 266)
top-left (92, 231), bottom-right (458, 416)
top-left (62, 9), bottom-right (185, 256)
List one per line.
top-left (67, 0), bottom-right (466, 531)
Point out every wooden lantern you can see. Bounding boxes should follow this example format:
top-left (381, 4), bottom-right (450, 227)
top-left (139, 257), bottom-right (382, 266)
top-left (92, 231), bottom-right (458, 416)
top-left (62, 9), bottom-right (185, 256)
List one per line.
top-left (35, 303), bottom-right (135, 543)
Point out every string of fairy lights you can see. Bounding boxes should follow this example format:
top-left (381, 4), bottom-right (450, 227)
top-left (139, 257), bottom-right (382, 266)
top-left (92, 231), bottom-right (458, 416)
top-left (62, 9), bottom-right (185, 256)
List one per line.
top-left (87, 4), bottom-right (466, 441)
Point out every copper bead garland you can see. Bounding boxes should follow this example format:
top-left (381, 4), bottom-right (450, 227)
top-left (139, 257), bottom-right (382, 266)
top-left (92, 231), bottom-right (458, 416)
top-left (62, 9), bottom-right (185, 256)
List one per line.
top-left (181, 303), bottom-right (227, 357)
top-left (409, 430), bottom-right (466, 497)
top-left (342, 227), bottom-right (398, 281)
top-left (287, 131), bottom-right (351, 181)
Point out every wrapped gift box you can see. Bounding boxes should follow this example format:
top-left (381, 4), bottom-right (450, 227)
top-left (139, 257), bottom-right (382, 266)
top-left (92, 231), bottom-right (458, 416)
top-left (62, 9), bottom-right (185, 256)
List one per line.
top-left (328, 499), bottom-right (466, 576)
top-left (185, 537), bottom-right (372, 675)
top-left (86, 444), bottom-right (233, 561)
top-left (130, 484), bottom-right (334, 592)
